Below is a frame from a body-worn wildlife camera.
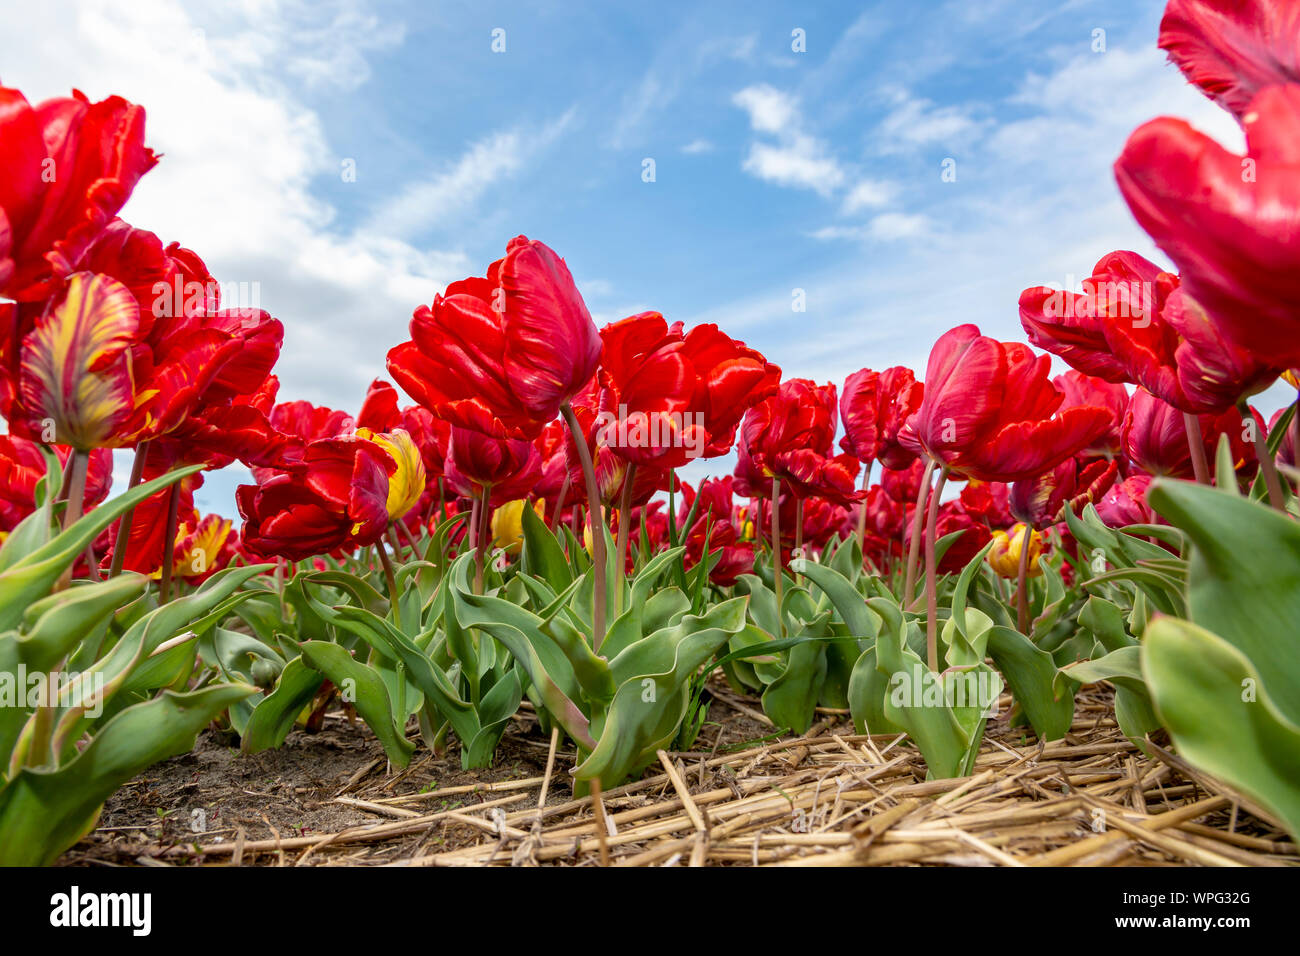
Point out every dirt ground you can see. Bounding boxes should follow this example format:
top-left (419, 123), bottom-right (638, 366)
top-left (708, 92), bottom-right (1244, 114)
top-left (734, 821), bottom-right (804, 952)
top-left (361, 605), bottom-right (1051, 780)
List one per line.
top-left (60, 685), bottom-right (1296, 867)
top-left (63, 690), bottom-right (775, 866)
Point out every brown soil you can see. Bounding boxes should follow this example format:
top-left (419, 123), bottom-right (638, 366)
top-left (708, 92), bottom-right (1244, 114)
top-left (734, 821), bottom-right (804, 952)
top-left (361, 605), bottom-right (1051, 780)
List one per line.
top-left (58, 687), bottom-right (1297, 867)
top-left (62, 691), bottom-right (774, 866)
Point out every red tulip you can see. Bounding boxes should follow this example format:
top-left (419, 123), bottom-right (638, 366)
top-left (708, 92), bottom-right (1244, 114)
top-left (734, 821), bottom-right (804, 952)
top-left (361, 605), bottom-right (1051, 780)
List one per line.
top-left (1010, 457), bottom-right (1119, 529)
top-left (562, 378), bottom-right (675, 508)
top-left (1020, 251), bottom-right (1276, 413)
top-left (880, 459), bottom-right (927, 505)
top-left (734, 378), bottom-right (862, 504)
top-left (957, 479), bottom-right (1013, 528)
top-left (0, 86), bottom-right (157, 302)
top-left (443, 425), bottom-right (543, 507)
top-left (863, 485), bottom-right (909, 539)
top-left (1096, 474), bottom-right (1157, 528)
top-left (910, 324), bottom-right (1112, 482)
top-left (1115, 84), bottom-right (1300, 372)
top-left (238, 435), bottom-right (395, 560)
top-left (1158, 0), bottom-right (1300, 120)
top-left (839, 366), bottom-right (923, 470)
top-left (590, 312), bottom-right (780, 468)
top-left (1121, 387), bottom-right (1257, 479)
top-left (357, 378), bottom-right (451, 481)
top-left (387, 236), bottom-right (601, 440)
top-left (1055, 371), bottom-right (1129, 459)
top-left (902, 499), bottom-right (992, 574)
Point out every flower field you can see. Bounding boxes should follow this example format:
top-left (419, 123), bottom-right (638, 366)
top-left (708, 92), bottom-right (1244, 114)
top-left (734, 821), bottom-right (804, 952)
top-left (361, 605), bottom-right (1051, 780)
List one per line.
top-left (2, 0), bottom-right (1300, 872)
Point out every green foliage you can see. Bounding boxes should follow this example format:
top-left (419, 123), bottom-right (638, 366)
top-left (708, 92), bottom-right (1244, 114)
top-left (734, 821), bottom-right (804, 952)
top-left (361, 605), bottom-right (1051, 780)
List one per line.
top-left (0, 455), bottom-right (259, 865)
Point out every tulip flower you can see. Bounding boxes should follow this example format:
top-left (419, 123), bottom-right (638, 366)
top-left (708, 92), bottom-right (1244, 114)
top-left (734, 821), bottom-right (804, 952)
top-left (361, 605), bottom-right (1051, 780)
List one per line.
top-left (387, 236), bottom-right (601, 440)
top-left (1158, 0), bottom-right (1300, 120)
top-left (1121, 387), bottom-right (1256, 481)
top-left (389, 236), bottom-right (613, 641)
top-left (1096, 473), bottom-right (1157, 528)
top-left (734, 379), bottom-right (862, 504)
top-left (1010, 457), bottom-right (1119, 530)
top-left (1020, 252), bottom-right (1278, 418)
top-left (989, 520), bottom-right (1043, 632)
top-left (987, 523), bottom-right (1043, 579)
top-left (958, 479), bottom-right (1014, 529)
top-left (881, 459), bottom-right (927, 505)
top-left (491, 498), bottom-right (544, 556)
top-left (911, 325), bottom-right (1112, 484)
top-left (1055, 371), bottom-right (1129, 460)
top-left (909, 324), bottom-right (1110, 668)
top-left (840, 365), bottom-right (923, 566)
top-left (166, 512), bottom-right (238, 585)
top-left (237, 435), bottom-right (395, 561)
top-left (444, 423), bottom-right (543, 591)
top-left (839, 365), bottom-right (924, 471)
top-left (532, 419), bottom-right (571, 526)
top-left (0, 85), bottom-right (157, 302)
top-left (1115, 85), bottom-right (1300, 387)
top-left (591, 311), bottom-right (779, 469)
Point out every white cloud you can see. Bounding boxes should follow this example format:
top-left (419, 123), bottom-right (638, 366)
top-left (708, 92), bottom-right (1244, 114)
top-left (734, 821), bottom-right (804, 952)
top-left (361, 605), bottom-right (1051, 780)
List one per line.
top-left (741, 136), bottom-right (845, 196)
top-left (366, 108), bottom-right (575, 241)
top-left (732, 84), bottom-right (847, 196)
top-left (809, 213), bottom-right (930, 243)
top-left (733, 84), bottom-right (799, 135)
top-left (681, 138), bottom-right (714, 154)
top-left (875, 87), bottom-right (989, 154)
top-left (841, 178), bottom-right (897, 213)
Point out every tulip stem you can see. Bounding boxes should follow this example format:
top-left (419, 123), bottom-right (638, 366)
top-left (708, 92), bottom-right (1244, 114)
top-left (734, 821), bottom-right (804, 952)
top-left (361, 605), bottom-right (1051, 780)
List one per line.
top-left (855, 460), bottom-right (872, 572)
top-left (550, 474), bottom-right (571, 532)
top-left (562, 402), bottom-right (607, 653)
top-left (615, 464), bottom-right (636, 616)
top-left (109, 441), bottom-right (150, 578)
top-left (1182, 412), bottom-right (1210, 486)
top-left (771, 478), bottom-right (784, 638)
top-left (55, 451), bottom-right (90, 592)
top-left (376, 538), bottom-right (402, 630)
top-left (924, 466), bottom-right (950, 673)
top-left (1239, 400), bottom-right (1286, 510)
top-left (904, 458), bottom-right (936, 609)
top-left (794, 498), bottom-right (804, 584)
top-left (158, 483), bottom-right (181, 604)
top-left (667, 471), bottom-right (678, 549)
top-left (470, 494), bottom-right (484, 593)
top-left (1016, 522), bottom-right (1033, 634)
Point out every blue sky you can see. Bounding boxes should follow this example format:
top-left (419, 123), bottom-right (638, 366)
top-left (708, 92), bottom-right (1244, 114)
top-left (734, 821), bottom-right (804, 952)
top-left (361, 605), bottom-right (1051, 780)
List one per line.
top-left (1, 0), bottom-right (1288, 512)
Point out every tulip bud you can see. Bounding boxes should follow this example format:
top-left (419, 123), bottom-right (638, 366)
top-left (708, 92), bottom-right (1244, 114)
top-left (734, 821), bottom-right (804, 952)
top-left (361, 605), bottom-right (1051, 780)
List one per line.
top-left (986, 523), bottom-right (1042, 579)
top-left (491, 498), bottom-right (543, 555)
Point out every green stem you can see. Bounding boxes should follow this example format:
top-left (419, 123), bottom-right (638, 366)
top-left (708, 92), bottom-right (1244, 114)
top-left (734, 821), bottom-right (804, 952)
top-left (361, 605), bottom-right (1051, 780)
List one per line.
top-left (1016, 522), bottom-right (1032, 634)
top-left (924, 466), bottom-right (950, 673)
top-left (377, 537), bottom-right (402, 631)
top-left (1238, 400), bottom-right (1286, 510)
top-left (109, 441), bottom-right (149, 578)
top-left (903, 457), bottom-right (936, 609)
top-left (855, 459), bottom-right (872, 570)
top-left (157, 482), bottom-right (181, 603)
top-left (1183, 412), bottom-right (1210, 486)
top-left (771, 477), bottom-right (784, 639)
top-left (562, 402), bottom-right (607, 653)
top-left (614, 463), bottom-right (636, 615)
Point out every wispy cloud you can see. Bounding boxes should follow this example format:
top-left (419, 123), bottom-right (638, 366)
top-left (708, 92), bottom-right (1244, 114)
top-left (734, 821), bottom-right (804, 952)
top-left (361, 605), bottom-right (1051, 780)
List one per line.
top-left (365, 108), bottom-right (576, 241)
top-left (732, 84), bottom-right (846, 195)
